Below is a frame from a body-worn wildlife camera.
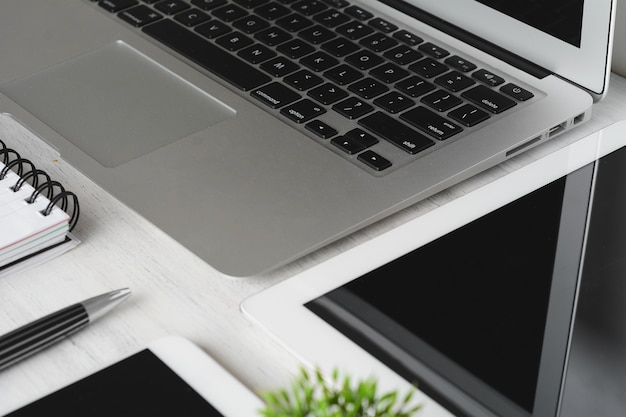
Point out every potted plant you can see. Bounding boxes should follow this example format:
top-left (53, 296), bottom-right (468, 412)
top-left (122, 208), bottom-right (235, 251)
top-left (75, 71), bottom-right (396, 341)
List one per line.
top-left (259, 367), bottom-right (422, 417)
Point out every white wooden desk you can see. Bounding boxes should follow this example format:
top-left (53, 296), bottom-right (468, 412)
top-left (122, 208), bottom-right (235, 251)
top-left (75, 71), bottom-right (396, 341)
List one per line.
top-left (1, 73), bottom-right (626, 415)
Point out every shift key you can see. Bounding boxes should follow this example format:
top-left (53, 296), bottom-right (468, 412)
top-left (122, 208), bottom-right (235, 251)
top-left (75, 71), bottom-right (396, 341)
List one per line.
top-left (359, 112), bottom-right (434, 154)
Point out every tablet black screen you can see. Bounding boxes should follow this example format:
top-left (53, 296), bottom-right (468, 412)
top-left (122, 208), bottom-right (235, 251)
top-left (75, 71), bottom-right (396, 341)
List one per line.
top-left (306, 146), bottom-right (626, 417)
top-left (308, 177), bottom-right (566, 415)
top-left (4, 349), bottom-right (223, 417)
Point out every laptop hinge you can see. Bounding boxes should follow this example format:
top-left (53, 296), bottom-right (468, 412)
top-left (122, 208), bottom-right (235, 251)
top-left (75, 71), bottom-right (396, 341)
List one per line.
top-left (378, 0), bottom-right (552, 79)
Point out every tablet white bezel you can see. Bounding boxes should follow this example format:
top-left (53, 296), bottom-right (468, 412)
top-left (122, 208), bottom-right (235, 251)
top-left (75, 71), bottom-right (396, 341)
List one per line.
top-left (3, 336), bottom-right (263, 417)
top-left (398, 0), bottom-right (616, 98)
top-left (148, 336), bottom-right (263, 417)
top-left (242, 120), bottom-right (626, 417)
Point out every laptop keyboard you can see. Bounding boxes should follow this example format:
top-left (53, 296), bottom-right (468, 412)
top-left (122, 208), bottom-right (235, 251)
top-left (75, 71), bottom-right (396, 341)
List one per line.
top-left (94, 0), bottom-right (536, 174)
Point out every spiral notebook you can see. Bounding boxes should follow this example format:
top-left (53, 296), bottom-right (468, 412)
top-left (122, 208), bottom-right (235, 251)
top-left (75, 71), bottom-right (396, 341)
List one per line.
top-left (0, 140), bottom-right (80, 278)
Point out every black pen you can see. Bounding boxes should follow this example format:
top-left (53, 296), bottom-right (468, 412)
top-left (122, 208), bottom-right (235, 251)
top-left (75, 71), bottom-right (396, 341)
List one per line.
top-left (0, 288), bottom-right (131, 371)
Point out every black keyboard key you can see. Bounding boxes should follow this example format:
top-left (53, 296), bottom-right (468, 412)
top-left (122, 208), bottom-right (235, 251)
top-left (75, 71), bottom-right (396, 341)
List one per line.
top-left (154, 0), bottom-right (189, 15)
top-left (348, 77), bottom-right (388, 99)
top-left (306, 120), bottom-right (338, 138)
top-left (395, 76), bottom-right (435, 98)
top-left (118, 5), bottom-right (162, 27)
top-left (314, 9), bottom-right (350, 27)
top-left (331, 136), bottom-right (366, 154)
top-left (444, 55), bottom-right (477, 72)
top-left (321, 37), bottom-right (360, 57)
top-left (322, 0), bottom-right (349, 8)
top-left (473, 69), bottom-right (505, 86)
top-left (360, 112), bottom-right (434, 154)
top-left (440, 64), bottom-right (476, 87)
top-left (278, 39), bottom-right (315, 58)
top-left (143, 19), bottom-right (270, 91)
top-left (292, 0), bottom-right (328, 16)
top-left (284, 69), bottom-right (324, 90)
top-left (324, 64), bottom-right (363, 85)
top-left (175, 8), bottom-right (210, 26)
top-left (448, 104), bottom-right (490, 127)
top-left (345, 128), bottom-right (378, 147)
top-left (255, 27), bottom-right (291, 46)
top-left (261, 56), bottom-right (300, 76)
top-left (500, 83), bottom-right (534, 101)
top-left (301, 51), bottom-right (338, 72)
top-left (336, 21), bottom-right (374, 40)
top-left (99, 0), bottom-right (138, 12)
top-left (384, 46), bottom-right (422, 65)
top-left (373, 91), bottom-right (415, 114)
top-left (462, 85), bottom-right (516, 114)
top-left (281, 98), bottom-right (326, 122)
top-left (216, 31), bottom-right (254, 50)
top-left (234, 0), bottom-right (265, 8)
top-left (308, 83), bottom-right (348, 104)
top-left (212, 4), bottom-right (248, 21)
top-left (332, 96), bottom-right (374, 119)
top-left (409, 57), bottom-right (448, 78)
top-left (277, 13), bottom-right (313, 31)
top-left (233, 15), bottom-right (270, 33)
top-left (418, 42), bottom-right (449, 59)
top-left (393, 29), bottom-right (423, 46)
top-left (299, 25), bottom-right (336, 44)
top-left (421, 89), bottom-right (462, 112)
top-left (237, 43), bottom-right (276, 63)
top-left (191, 0), bottom-right (226, 9)
top-left (370, 62), bottom-right (409, 83)
top-left (369, 17), bottom-right (397, 33)
top-left (344, 5), bottom-right (373, 20)
top-left (196, 19), bottom-right (231, 38)
top-left (251, 82), bottom-right (301, 108)
top-left (346, 50), bottom-right (384, 70)
top-left (255, 2), bottom-right (290, 20)
top-left (400, 106), bottom-right (462, 140)
top-left (358, 150), bottom-right (391, 171)
top-left (435, 71), bottom-right (475, 92)
top-left (359, 33), bottom-right (398, 52)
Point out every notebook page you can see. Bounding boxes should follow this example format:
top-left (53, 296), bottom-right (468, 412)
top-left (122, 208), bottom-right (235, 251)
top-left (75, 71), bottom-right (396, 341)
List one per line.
top-left (0, 197), bottom-right (70, 250)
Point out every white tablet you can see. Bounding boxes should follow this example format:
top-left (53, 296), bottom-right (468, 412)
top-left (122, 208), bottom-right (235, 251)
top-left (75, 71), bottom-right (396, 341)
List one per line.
top-left (3, 336), bottom-right (263, 417)
top-left (242, 120), bottom-right (626, 417)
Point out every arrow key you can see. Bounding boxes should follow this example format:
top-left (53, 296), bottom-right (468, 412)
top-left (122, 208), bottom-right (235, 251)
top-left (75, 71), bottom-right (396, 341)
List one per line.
top-left (358, 150), bottom-right (392, 171)
top-left (331, 136), bottom-right (366, 154)
top-left (345, 128), bottom-right (378, 147)
top-left (305, 120), bottom-right (338, 139)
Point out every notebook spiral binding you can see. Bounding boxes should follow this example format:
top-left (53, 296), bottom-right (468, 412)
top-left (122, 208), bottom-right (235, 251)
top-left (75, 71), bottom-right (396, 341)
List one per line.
top-left (0, 139), bottom-right (80, 231)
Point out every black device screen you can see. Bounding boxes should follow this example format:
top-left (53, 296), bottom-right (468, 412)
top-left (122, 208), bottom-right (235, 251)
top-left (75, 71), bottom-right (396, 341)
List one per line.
top-left (3, 349), bottom-right (223, 417)
top-left (307, 145), bottom-right (625, 416)
top-left (475, 0), bottom-right (585, 47)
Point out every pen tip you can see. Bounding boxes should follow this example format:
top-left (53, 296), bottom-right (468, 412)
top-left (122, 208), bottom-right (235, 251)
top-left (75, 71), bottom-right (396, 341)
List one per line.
top-left (114, 288), bottom-right (132, 297)
top-left (84, 288), bottom-right (131, 322)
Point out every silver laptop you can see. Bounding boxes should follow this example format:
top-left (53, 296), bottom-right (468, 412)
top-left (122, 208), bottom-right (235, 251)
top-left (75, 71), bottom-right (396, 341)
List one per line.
top-left (0, 0), bottom-right (615, 277)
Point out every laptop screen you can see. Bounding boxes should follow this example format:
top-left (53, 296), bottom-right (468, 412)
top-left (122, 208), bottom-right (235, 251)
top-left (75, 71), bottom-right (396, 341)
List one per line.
top-left (304, 146), bottom-right (626, 416)
top-left (393, 0), bottom-right (612, 97)
top-left (474, 0), bottom-right (585, 47)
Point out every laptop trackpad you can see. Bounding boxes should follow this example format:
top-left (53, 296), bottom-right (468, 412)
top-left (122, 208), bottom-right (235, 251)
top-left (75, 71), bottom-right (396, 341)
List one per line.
top-left (0, 41), bottom-right (235, 167)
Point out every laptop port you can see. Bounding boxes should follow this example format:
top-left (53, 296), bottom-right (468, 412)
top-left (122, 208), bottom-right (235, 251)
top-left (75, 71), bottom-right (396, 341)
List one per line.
top-left (548, 123), bottom-right (566, 137)
top-left (506, 136), bottom-right (542, 156)
top-left (574, 113), bottom-right (586, 125)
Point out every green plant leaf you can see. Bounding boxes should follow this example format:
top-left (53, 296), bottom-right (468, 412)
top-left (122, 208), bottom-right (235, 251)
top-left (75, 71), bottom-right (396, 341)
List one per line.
top-left (258, 366), bottom-right (422, 417)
